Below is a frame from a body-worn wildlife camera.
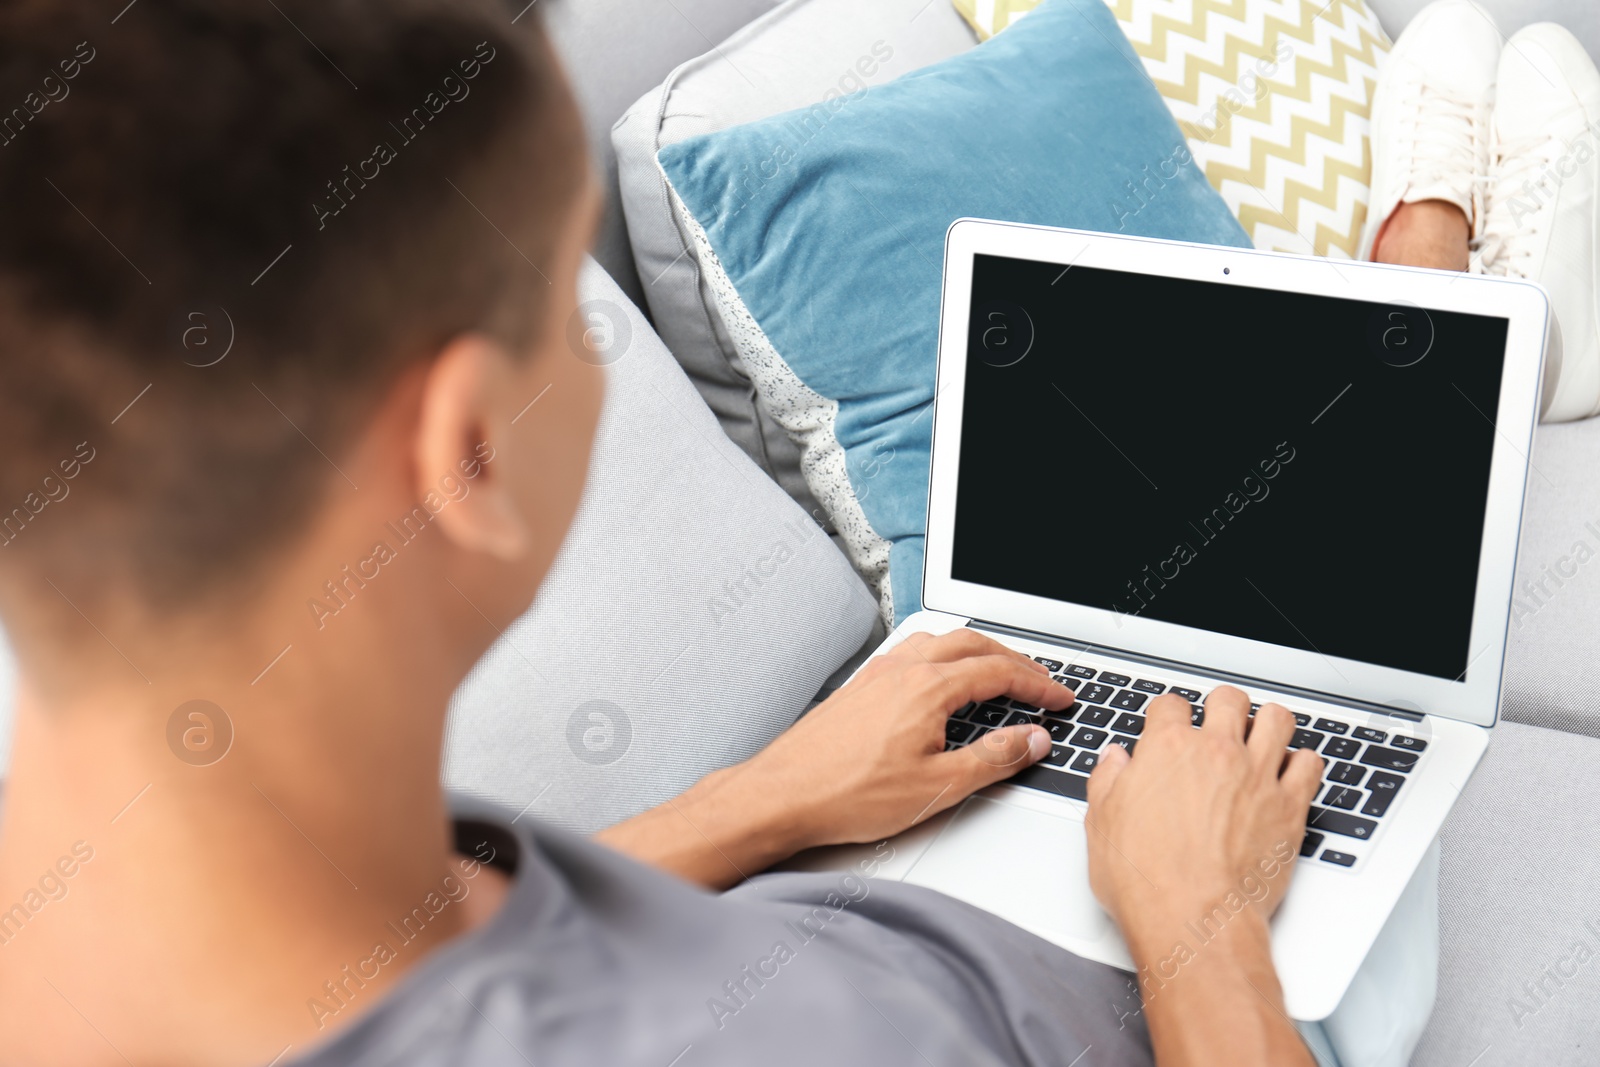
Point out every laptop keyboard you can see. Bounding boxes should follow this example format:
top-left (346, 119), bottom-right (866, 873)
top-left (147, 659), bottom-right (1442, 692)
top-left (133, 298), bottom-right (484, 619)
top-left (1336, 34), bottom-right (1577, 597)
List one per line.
top-left (945, 655), bottom-right (1429, 870)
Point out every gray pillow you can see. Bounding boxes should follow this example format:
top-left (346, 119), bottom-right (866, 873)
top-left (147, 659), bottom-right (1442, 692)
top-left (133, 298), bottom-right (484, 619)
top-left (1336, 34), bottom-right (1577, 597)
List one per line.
top-left (611, 0), bottom-right (977, 518)
top-left (442, 257), bottom-right (880, 832)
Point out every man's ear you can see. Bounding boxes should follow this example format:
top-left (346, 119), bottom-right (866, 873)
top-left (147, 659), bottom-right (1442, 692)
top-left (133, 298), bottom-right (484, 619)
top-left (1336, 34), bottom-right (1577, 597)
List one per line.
top-left (414, 334), bottom-right (529, 560)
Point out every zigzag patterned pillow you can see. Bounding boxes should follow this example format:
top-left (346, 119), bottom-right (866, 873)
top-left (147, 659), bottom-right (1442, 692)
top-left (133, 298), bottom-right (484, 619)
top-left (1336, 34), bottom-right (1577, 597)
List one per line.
top-left (954, 0), bottom-right (1391, 258)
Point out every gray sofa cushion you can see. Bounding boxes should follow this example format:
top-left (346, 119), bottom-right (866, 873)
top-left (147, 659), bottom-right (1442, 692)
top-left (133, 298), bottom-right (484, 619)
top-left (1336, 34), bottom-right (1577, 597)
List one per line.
top-left (1412, 720), bottom-right (1600, 1065)
top-left (539, 0), bottom-right (781, 309)
top-left (1502, 416), bottom-right (1600, 739)
top-left (442, 257), bottom-right (879, 832)
top-left (611, 0), bottom-right (978, 519)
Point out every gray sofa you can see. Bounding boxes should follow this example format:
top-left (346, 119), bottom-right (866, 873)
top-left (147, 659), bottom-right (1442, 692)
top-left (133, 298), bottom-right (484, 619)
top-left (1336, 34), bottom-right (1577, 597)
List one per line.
top-left (0, 0), bottom-right (1594, 1063)
top-left (538, 2), bottom-right (1600, 1063)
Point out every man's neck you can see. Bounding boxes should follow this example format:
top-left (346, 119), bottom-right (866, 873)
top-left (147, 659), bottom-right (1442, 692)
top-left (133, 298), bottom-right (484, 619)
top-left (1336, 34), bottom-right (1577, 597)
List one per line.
top-left (0, 543), bottom-right (508, 1064)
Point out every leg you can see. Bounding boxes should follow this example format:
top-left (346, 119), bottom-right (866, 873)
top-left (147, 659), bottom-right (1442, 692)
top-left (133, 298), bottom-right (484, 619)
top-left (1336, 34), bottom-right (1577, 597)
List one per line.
top-left (1365, 5), bottom-right (1600, 421)
top-left (1479, 24), bottom-right (1600, 422)
top-left (1294, 839), bottom-right (1443, 1067)
top-left (1359, 1), bottom-right (1499, 269)
top-left (1370, 200), bottom-right (1470, 272)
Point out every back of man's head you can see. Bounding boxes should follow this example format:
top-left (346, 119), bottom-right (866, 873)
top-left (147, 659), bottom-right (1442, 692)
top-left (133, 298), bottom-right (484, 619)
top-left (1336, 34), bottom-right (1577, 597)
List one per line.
top-left (0, 0), bottom-right (583, 616)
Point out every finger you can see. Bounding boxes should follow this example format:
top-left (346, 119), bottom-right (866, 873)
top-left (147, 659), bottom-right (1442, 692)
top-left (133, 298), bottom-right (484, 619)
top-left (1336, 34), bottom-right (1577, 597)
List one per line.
top-left (1142, 692), bottom-right (1192, 738)
top-left (1201, 684), bottom-right (1251, 741)
top-left (1086, 741), bottom-right (1130, 807)
top-left (906, 654), bottom-right (1073, 714)
top-left (949, 723), bottom-right (1050, 789)
top-left (1246, 702), bottom-right (1296, 774)
top-left (1281, 747), bottom-right (1323, 807)
top-left (906, 628), bottom-right (1049, 671)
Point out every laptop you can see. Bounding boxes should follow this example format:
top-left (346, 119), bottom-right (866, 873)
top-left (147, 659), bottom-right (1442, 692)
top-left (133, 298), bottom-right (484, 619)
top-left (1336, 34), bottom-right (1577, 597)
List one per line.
top-left (789, 219), bottom-right (1550, 1021)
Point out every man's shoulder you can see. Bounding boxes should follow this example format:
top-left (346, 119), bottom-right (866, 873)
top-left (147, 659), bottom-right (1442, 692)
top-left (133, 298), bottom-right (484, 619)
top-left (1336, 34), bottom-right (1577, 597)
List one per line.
top-left (291, 802), bottom-right (1143, 1067)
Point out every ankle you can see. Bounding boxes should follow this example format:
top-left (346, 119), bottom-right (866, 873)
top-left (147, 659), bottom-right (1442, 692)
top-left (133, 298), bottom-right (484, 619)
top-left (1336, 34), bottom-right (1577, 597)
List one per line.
top-left (1371, 199), bottom-right (1471, 271)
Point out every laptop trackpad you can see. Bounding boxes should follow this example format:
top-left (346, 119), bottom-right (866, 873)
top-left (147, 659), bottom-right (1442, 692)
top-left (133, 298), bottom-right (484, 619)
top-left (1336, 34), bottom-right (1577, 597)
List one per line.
top-left (901, 795), bottom-right (1113, 942)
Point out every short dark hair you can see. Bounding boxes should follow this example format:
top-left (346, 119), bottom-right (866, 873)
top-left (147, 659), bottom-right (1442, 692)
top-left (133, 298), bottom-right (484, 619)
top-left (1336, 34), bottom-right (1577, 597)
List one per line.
top-left (0, 0), bottom-right (584, 610)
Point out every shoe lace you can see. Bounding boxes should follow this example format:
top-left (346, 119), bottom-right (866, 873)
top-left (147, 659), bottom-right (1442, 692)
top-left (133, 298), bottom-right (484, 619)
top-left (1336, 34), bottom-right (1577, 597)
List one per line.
top-left (1396, 86), bottom-right (1482, 193)
top-left (1474, 133), bottom-right (1565, 277)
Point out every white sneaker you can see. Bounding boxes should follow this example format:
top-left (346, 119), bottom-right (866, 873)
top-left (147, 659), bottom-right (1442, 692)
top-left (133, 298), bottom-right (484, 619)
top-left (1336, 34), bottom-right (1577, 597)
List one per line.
top-left (1476, 24), bottom-right (1600, 422)
top-left (1360, 0), bottom-right (1501, 260)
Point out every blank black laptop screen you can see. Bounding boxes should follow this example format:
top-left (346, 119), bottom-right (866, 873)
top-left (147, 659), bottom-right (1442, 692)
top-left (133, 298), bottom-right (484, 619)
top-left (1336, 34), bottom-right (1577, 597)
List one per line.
top-left (952, 253), bottom-right (1512, 681)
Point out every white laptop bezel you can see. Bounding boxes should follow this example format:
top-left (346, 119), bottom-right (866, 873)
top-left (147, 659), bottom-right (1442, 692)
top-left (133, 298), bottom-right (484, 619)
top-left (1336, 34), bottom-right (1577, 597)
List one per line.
top-left (925, 219), bottom-right (1548, 729)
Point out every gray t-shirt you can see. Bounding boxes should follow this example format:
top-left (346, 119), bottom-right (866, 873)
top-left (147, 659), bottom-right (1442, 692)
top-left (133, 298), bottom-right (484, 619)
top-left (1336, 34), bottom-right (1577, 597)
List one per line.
top-left (290, 797), bottom-right (1154, 1067)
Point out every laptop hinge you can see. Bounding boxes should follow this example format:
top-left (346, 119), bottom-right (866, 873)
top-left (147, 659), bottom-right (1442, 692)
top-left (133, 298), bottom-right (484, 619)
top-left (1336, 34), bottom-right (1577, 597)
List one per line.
top-left (966, 618), bottom-right (1427, 722)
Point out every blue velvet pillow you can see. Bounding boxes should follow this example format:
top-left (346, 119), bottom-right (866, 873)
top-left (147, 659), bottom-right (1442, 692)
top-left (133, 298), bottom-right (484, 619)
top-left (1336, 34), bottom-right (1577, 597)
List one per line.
top-left (658, 0), bottom-right (1249, 625)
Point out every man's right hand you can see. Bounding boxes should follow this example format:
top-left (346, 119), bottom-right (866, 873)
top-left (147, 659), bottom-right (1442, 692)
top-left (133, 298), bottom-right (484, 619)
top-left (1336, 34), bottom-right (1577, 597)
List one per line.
top-left (1083, 684), bottom-right (1323, 1067)
top-left (1085, 685), bottom-right (1322, 940)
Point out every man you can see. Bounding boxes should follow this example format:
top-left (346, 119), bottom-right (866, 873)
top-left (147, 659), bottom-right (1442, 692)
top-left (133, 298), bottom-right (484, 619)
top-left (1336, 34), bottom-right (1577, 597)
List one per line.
top-left (0, 2), bottom-right (1391, 1064)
